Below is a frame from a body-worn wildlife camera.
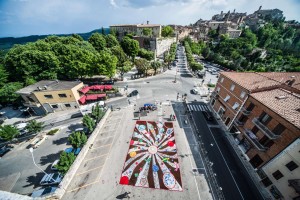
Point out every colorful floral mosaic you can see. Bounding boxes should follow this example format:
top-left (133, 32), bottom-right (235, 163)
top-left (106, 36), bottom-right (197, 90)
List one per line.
top-left (119, 120), bottom-right (183, 191)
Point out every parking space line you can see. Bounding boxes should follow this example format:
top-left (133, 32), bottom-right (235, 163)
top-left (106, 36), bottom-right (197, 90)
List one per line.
top-left (76, 165), bottom-right (103, 176)
top-left (67, 180), bottom-right (99, 192)
top-left (92, 143), bottom-right (112, 150)
top-left (84, 153), bottom-right (108, 162)
top-left (94, 135), bottom-right (114, 141)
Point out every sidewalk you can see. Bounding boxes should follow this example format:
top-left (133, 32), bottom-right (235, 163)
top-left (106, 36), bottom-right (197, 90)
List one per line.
top-left (207, 103), bottom-right (272, 200)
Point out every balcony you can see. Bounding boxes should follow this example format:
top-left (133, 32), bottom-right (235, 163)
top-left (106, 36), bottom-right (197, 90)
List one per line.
top-left (244, 129), bottom-right (267, 151)
top-left (288, 179), bottom-right (300, 194)
top-left (23, 101), bottom-right (41, 107)
top-left (241, 107), bottom-right (251, 116)
top-left (252, 118), bottom-right (279, 139)
top-left (234, 119), bottom-right (245, 126)
top-left (211, 91), bottom-right (219, 99)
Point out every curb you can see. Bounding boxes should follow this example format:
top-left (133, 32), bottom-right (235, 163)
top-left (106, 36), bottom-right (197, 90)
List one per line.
top-left (49, 109), bottom-right (112, 200)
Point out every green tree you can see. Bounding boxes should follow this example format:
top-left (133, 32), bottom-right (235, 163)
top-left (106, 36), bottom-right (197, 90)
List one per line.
top-left (138, 48), bottom-right (154, 61)
top-left (98, 50), bottom-right (118, 79)
top-left (118, 60), bottom-right (132, 78)
top-left (88, 33), bottom-right (106, 51)
top-left (82, 114), bottom-right (95, 133)
top-left (161, 26), bottom-right (174, 37)
top-left (135, 58), bottom-right (150, 76)
top-left (0, 64), bottom-right (8, 87)
top-left (68, 131), bottom-right (87, 148)
top-left (25, 120), bottom-right (44, 134)
top-left (142, 28), bottom-right (152, 36)
top-left (0, 125), bottom-right (19, 141)
top-left (72, 34), bottom-right (84, 41)
top-left (150, 61), bottom-right (161, 75)
top-left (0, 82), bottom-right (23, 105)
top-left (121, 36), bottom-right (139, 61)
top-left (111, 45), bottom-right (127, 68)
top-left (190, 62), bottom-right (203, 71)
top-left (55, 151), bottom-right (76, 175)
top-left (91, 103), bottom-right (105, 122)
top-left (105, 34), bottom-right (119, 48)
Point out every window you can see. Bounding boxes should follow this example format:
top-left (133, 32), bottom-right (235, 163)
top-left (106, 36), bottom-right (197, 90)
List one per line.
top-left (51, 104), bottom-right (58, 109)
top-left (230, 84), bottom-right (235, 91)
top-left (224, 95), bottom-right (230, 102)
top-left (44, 95), bottom-right (53, 99)
top-left (232, 102), bottom-right (240, 110)
top-left (220, 77), bottom-right (224, 83)
top-left (58, 93), bottom-right (67, 98)
top-left (246, 102), bottom-right (255, 111)
top-left (211, 99), bottom-right (216, 106)
top-left (272, 123), bottom-right (286, 136)
top-left (216, 87), bottom-right (220, 93)
top-left (65, 104), bottom-right (71, 108)
top-left (259, 112), bottom-right (272, 125)
top-left (286, 161), bottom-right (298, 171)
top-left (250, 154), bottom-right (263, 168)
top-left (252, 126), bottom-right (259, 134)
top-left (240, 91), bottom-right (246, 99)
top-left (259, 136), bottom-right (274, 148)
top-left (272, 170), bottom-right (283, 180)
top-left (261, 177), bottom-right (272, 187)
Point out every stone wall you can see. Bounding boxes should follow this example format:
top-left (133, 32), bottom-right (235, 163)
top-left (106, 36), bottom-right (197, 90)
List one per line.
top-left (155, 37), bottom-right (176, 57)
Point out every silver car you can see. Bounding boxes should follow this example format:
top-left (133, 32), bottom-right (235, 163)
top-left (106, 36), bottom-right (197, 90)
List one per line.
top-left (40, 173), bottom-right (62, 186)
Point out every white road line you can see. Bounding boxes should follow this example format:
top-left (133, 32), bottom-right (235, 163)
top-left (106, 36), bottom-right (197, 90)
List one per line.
top-left (198, 105), bottom-right (203, 111)
top-left (206, 124), bottom-right (245, 200)
top-left (192, 105), bottom-right (196, 111)
top-left (195, 105), bottom-right (199, 111)
top-left (187, 104), bottom-right (191, 111)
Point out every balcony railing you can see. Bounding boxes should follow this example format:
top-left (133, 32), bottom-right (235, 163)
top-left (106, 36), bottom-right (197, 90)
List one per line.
top-left (241, 107), bottom-right (251, 116)
top-left (234, 119), bottom-right (245, 126)
top-left (252, 118), bottom-right (279, 140)
top-left (23, 101), bottom-right (41, 107)
top-left (244, 129), bottom-right (267, 151)
top-left (211, 91), bottom-right (219, 99)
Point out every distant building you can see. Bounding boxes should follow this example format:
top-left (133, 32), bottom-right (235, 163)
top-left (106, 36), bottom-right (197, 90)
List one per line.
top-left (254, 6), bottom-right (284, 20)
top-left (16, 80), bottom-right (84, 115)
top-left (219, 27), bottom-right (242, 38)
top-left (110, 22), bottom-right (161, 39)
top-left (210, 72), bottom-right (300, 200)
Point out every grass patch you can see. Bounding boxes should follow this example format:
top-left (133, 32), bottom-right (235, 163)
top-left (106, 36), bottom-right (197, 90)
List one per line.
top-left (47, 129), bottom-right (59, 135)
top-left (207, 83), bottom-right (216, 88)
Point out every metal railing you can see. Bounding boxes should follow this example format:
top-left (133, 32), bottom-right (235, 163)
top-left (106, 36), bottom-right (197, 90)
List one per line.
top-left (244, 129), bottom-right (268, 151)
top-left (252, 118), bottom-right (279, 140)
top-left (241, 107), bottom-right (251, 115)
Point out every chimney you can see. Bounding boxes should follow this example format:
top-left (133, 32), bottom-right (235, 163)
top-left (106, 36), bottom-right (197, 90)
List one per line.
top-left (258, 6), bottom-right (262, 11)
top-left (233, 9), bottom-right (235, 13)
top-left (147, 20), bottom-right (149, 24)
top-left (221, 11), bottom-right (223, 15)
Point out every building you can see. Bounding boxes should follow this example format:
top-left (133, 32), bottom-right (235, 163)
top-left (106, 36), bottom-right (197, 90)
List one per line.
top-left (110, 22), bottom-right (161, 38)
top-left (16, 80), bottom-right (84, 115)
top-left (219, 27), bottom-right (242, 38)
top-left (210, 72), bottom-right (300, 199)
top-left (254, 6), bottom-right (284, 21)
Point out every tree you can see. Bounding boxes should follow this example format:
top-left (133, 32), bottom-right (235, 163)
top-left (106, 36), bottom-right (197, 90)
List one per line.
top-left (105, 34), bottom-right (119, 48)
top-left (88, 33), bottom-right (106, 51)
top-left (0, 64), bottom-right (8, 87)
top-left (98, 50), bottom-right (118, 79)
top-left (142, 28), bottom-right (152, 36)
top-left (26, 120), bottom-right (44, 134)
top-left (121, 36), bottom-right (139, 61)
top-left (190, 62), bottom-right (203, 71)
top-left (111, 45), bottom-right (127, 68)
top-left (72, 34), bottom-right (84, 41)
top-left (135, 58), bottom-right (150, 76)
top-left (161, 26), bottom-right (174, 37)
top-left (138, 48), bottom-right (154, 61)
top-left (91, 103), bottom-right (105, 122)
top-left (118, 60), bottom-right (132, 78)
top-left (68, 131), bottom-right (87, 148)
top-left (0, 125), bottom-right (19, 141)
top-left (55, 151), bottom-right (76, 174)
top-left (0, 82), bottom-right (23, 105)
top-left (150, 61), bottom-right (161, 75)
top-left (82, 114), bottom-right (95, 133)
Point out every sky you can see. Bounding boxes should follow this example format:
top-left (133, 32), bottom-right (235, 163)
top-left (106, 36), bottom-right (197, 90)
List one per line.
top-left (0, 0), bottom-right (300, 38)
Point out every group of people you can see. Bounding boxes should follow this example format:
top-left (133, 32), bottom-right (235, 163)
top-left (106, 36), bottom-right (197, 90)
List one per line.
top-left (139, 105), bottom-right (156, 112)
top-left (170, 114), bottom-right (176, 121)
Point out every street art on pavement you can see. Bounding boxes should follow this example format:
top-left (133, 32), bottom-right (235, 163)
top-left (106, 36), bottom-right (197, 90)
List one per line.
top-left (119, 120), bottom-right (183, 191)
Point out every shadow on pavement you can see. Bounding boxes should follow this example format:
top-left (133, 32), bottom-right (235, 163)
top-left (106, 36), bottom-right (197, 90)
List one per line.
top-left (52, 137), bottom-right (69, 145)
top-left (67, 123), bottom-right (84, 132)
top-left (39, 152), bottom-right (61, 165)
top-left (180, 74), bottom-right (193, 78)
top-left (24, 172), bottom-right (44, 188)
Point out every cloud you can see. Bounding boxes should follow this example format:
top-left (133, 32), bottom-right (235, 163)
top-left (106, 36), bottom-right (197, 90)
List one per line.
top-left (110, 0), bottom-right (117, 7)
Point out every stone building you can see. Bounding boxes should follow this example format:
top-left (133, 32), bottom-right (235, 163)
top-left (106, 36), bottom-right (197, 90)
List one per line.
top-left (110, 23), bottom-right (161, 39)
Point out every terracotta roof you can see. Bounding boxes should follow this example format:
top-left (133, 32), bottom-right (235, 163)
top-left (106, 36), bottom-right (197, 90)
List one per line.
top-left (250, 88), bottom-right (300, 129)
top-left (220, 72), bottom-right (280, 91)
top-left (257, 72), bottom-right (300, 91)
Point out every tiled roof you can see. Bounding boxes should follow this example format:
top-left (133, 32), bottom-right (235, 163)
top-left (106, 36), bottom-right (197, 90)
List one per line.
top-left (220, 72), bottom-right (280, 91)
top-left (258, 72), bottom-right (300, 90)
top-left (16, 80), bottom-right (82, 94)
top-left (251, 88), bottom-right (300, 129)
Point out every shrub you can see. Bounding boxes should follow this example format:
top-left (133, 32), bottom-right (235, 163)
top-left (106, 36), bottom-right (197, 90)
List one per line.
top-left (207, 83), bottom-right (216, 87)
top-left (47, 129), bottom-right (59, 135)
top-left (55, 151), bottom-right (76, 175)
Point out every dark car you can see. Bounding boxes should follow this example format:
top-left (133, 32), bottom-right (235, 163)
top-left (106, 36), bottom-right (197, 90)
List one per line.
top-left (202, 111), bottom-right (213, 121)
top-left (103, 80), bottom-right (114, 85)
top-left (0, 145), bottom-right (11, 157)
top-left (128, 90), bottom-right (139, 97)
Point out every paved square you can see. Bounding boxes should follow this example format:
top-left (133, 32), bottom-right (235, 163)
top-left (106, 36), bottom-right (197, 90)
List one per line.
top-left (119, 120), bottom-right (183, 191)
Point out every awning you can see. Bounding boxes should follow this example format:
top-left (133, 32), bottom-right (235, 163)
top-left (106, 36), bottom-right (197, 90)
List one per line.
top-left (78, 96), bottom-right (86, 104)
top-left (104, 85), bottom-right (113, 90)
top-left (80, 87), bottom-right (90, 94)
top-left (86, 94), bottom-right (106, 100)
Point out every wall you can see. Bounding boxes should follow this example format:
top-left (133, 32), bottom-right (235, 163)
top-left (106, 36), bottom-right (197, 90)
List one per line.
top-left (34, 89), bottom-right (76, 104)
top-left (155, 37), bottom-right (176, 57)
top-left (71, 82), bottom-right (84, 101)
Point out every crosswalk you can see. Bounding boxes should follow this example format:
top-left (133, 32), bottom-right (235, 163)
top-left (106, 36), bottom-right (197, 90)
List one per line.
top-left (187, 104), bottom-right (210, 112)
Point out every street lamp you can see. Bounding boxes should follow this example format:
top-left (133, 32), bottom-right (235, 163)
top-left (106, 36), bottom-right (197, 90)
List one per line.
top-left (29, 148), bottom-right (56, 182)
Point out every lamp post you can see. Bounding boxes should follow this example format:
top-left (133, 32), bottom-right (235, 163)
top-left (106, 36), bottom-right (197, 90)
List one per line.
top-left (29, 148), bottom-right (56, 182)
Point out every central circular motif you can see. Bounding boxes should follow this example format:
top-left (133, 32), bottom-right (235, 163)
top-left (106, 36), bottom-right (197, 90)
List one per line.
top-left (148, 145), bottom-right (158, 154)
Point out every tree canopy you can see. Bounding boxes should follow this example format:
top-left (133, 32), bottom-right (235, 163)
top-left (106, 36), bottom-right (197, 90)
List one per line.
top-left (161, 26), bottom-right (174, 37)
top-left (121, 36), bottom-right (139, 61)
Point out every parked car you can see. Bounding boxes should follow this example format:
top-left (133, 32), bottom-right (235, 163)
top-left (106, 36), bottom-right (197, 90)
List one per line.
top-left (0, 145), bottom-right (11, 157)
top-left (202, 111), bottom-right (213, 121)
top-left (31, 186), bottom-right (57, 198)
top-left (51, 159), bottom-right (59, 171)
top-left (28, 135), bottom-right (47, 149)
top-left (40, 173), bottom-right (62, 186)
top-left (64, 147), bottom-right (81, 155)
top-left (192, 88), bottom-right (199, 94)
top-left (128, 90), bottom-right (139, 97)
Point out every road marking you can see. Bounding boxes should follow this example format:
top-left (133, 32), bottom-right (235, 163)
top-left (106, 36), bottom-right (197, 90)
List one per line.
top-left (91, 143), bottom-right (112, 150)
top-left (94, 135), bottom-right (114, 141)
top-left (84, 153), bottom-right (108, 162)
top-left (67, 180), bottom-right (99, 192)
top-left (76, 165), bottom-right (103, 176)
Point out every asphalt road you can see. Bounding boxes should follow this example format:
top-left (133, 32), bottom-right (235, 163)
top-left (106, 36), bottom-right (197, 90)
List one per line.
top-left (187, 101), bottom-right (263, 200)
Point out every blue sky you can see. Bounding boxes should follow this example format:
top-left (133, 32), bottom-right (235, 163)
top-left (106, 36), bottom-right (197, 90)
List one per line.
top-left (0, 0), bottom-right (299, 37)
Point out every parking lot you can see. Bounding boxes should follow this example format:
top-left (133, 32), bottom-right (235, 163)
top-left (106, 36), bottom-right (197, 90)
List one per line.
top-left (0, 118), bottom-right (83, 195)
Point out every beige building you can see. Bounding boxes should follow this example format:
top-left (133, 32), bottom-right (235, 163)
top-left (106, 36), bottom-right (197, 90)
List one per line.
top-left (261, 138), bottom-right (300, 199)
top-left (110, 23), bottom-right (161, 38)
top-left (219, 27), bottom-right (242, 38)
top-left (16, 80), bottom-right (83, 115)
